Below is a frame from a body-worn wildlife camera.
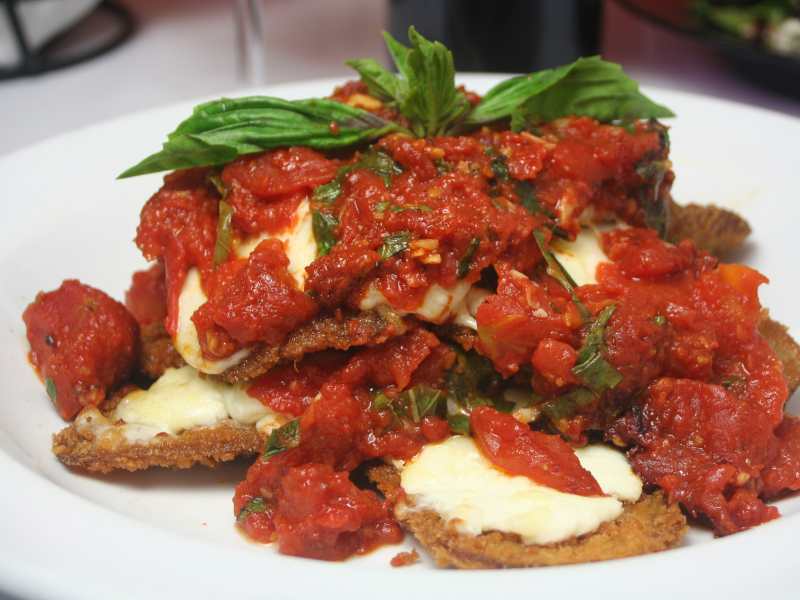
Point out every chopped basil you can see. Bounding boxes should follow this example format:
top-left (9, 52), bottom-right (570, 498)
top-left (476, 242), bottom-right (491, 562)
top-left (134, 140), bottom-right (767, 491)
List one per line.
top-left (263, 420), bottom-right (301, 459)
top-left (312, 211), bottom-right (339, 257)
top-left (372, 385), bottom-right (445, 423)
top-left (636, 158), bottom-right (671, 238)
top-left (378, 231), bottom-right (411, 260)
top-left (312, 148), bottom-right (401, 206)
top-left (653, 314), bottom-right (667, 326)
top-left (533, 229), bottom-right (591, 321)
top-left (313, 179), bottom-right (342, 204)
top-left (485, 149), bottom-right (509, 182)
top-left (237, 497), bottom-right (268, 522)
top-left (447, 414), bottom-right (470, 435)
top-left (516, 181), bottom-right (546, 216)
top-left (45, 377), bottom-right (57, 404)
top-left (213, 199), bottom-right (234, 265)
top-left (457, 237), bottom-right (481, 279)
top-left (371, 390), bottom-right (393, 412)
top-left (571, 304), bottom-right (623, 393)
top-left (542, 387), bottom-right (595, 421)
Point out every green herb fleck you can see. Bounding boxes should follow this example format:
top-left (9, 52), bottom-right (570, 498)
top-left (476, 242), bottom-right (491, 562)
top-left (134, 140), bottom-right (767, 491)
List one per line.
top-left (213, 199), bottom-right (234, 265)
top-left (379, 231), bottom-right (411, 260)
top-left (542, 387), bottom-right (595, 421)
top-left (447, 414), bottom-right (470, 435)
top-left (457, 237), bottom-right (481, 279)
top-left (237, 497), bottom-right (268, 522)
top-left (263, 420), bottom-right (301, 459)
top-left (653, 314), bottom-right (667, 326)
top-left (312, 211), bottom-right (339, 256)
top-left (571, 305), bottom-right (623, 393)
top-left (45, 378), bottom-right (57, 404)
top-left (313, 179), bottom-right (342, 204)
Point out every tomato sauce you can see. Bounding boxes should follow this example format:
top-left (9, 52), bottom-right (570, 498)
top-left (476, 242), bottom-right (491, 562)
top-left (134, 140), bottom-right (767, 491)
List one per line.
top-left (23, 280), bottom-right (139, 420)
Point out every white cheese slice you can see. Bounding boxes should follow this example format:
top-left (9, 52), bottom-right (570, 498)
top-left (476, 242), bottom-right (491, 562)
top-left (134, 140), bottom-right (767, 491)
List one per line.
top-left (112, 366), bottom-right (284, 442)
top-left (174, 198), bottom-right (316, 375)
top-left (550, 226), bottom-right (609, 287)
top-left (359, 281), bottom-right (489, 330)
top-left (398, 436), bottom-right (641, 546)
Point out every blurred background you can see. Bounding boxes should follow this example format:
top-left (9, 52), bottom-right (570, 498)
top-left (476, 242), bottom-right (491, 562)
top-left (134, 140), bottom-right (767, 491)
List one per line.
top-left (0, 0), bottom-right (798, 156)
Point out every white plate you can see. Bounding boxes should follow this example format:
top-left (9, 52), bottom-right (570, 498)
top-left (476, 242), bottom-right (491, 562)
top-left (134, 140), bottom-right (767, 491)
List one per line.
top-left (1, 75), bottom-right (798, 600)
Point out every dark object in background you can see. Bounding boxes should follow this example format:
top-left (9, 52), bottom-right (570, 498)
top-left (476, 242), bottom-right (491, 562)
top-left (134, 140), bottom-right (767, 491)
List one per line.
top-left (0, 0), bottom-right (134, 80)
top-left (389, 0), bottom-right (603, 72)
top-left (614, 0), bottom-right (800, 98)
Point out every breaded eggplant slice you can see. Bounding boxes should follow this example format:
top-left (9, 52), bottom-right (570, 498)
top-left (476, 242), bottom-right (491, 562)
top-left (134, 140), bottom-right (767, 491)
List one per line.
top-left (219, 308), bottom-right (408, 384)
top-left (369, 464), bottom-right (686, 569)
top-left (759, 312), bottom-right (800, 395)
top-left (667, 200), bottom-right (751, 256)
top-left (138, 321), bottom-right (185, 380)
top-left (52, 407), bottom-right (264, 474)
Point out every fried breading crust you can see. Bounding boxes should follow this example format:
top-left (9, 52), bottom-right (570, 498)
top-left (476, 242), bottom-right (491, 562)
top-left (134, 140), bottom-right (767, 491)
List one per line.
top-left (759, 312), bottom-right (800, 395)
top-left (138, 322), bottom-right (185, 379)
top-left (369, 464), bottom-right (687, 569)
top-left (52, 407), bottom-right (262, 474)
top-left (667, 200), bottom-right (751, 256)
top-left (219, 308), bottom-right (408, 384)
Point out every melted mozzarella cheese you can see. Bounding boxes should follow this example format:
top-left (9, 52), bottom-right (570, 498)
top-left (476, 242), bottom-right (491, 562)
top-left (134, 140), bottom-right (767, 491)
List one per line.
top-left (359, 282), bottom-right (489, 330)
top-left (550, 226), bottom-right (609, 287)
top-left (175, 198), bottom-right (316, 375)
top-left (113, 366), bottom-right (284, 441)
top-left (398, 436), bottom-right (641, 545)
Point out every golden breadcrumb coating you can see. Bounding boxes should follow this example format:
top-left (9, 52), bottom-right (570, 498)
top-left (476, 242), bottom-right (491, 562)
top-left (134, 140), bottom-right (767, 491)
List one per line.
top-left (668, 200), bottom-right (751, 256)
top-left (52, 407), bottom-right (262, 474)
top-left (369, 464), bottom-right (687, 569)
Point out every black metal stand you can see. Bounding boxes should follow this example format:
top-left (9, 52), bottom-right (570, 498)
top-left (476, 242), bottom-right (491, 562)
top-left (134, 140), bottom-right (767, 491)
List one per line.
top-left (0, 0), bottom-right (135, 80)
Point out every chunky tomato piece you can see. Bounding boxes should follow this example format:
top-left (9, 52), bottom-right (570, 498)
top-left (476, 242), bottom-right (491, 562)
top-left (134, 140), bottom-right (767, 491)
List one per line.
top-left (247, 354), bottom-right (343, 417)
top-left (192, 239), bottom-right (317, 350)
top-left (602, 228), bottom-right (695, 279)
top-left (470, 406), bottom-right (604, 496)
top-left (124, 263), bottom-right (167, 327)
top-left (762, 417), bottom-right (800, 499)
top-left (23, 280), bottom-right (138, 420)
top-left (531, 338), bottom-right (578, 387)
top-left (611, 378), bottom-right (779, 534)
top-left (476, 264), bottom-right (573, 376)
top-left (222, 147), bottom-right (339, 199)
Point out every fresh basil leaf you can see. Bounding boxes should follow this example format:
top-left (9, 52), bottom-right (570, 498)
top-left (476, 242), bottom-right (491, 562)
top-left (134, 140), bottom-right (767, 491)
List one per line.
top-left (379, 231), bottom-right (410, 260)
top-left (237, 497), bottom-right (268, 522)
top-left (45, 377), bottom-right (57, 403)
top-left (466, 67), bottom-right (574, 126)
top-left (263, 420), bottom-right (301, 459)
top-left (313, 180), bottom-right (342, 205)
top-left (397, 27), bottom-right (470, 137)
top-left (457, 237), bottom-right (481, 279)
top-left (533, 229), bottom-right (591, 321)
top-left (447, 414), bottom-right (470, 435)
top-left (383, 31), bottom-right (413, 80)
top-left (408, 386), bottom-right (443, 421)
top-left (542, 387), bottom-right (595, 421)
top-left (213, 199), bottom-right (234, 265)
top-left (345, 58), bottom-right (404, 102)
top-left (510, 57), bottom-right (674, 129)
top-left (312, 211), bottom-right (339, 257)
top-left (571, 304), bottom-right (623, 393)
top-left (120, 97), bottom-right (406, 178)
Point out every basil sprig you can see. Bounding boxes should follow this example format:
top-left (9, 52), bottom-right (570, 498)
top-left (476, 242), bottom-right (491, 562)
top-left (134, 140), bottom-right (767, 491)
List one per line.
top-left (119, 97), bottom-right (407, 178)
top-left (121, 33), bottom-right (675, 178)
top-left (347, 27), bottom-right (470, 137)
top-left (467, 56), bottom-right (674, 130)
